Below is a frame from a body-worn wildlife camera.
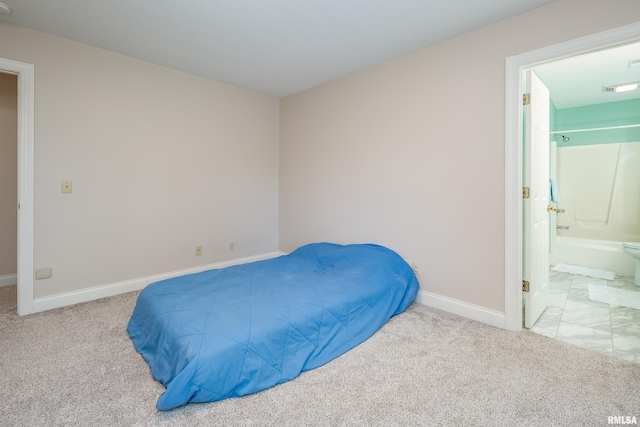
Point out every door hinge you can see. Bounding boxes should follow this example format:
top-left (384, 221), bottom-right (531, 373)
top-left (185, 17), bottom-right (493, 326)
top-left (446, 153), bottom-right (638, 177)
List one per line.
top-left (522, 187), bottom-right (530, 199)
top-left (522, 280), bottom-right (530, 292)
top-left (523, 93), bottom-right (531, 106)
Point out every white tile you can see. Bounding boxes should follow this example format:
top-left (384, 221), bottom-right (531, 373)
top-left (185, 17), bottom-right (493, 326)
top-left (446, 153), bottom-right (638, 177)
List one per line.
top-left (549, 274), bottom-right (572, 290)
top-left (527, 271), bottom-right (640, 363)
top-left (530, 325), bottom-right (557, 338)
top-left (608, 276), bottom-right (638, 291)
top-left (533, 306), bottom-right (563, 329)
top-left (571, 276), bottom-right (607, 289)
top-left (612, 334), bottom-right (640, 353)
top-left (556, 323), bottom-right (613, 355)
top-left (561, 300), bottom-right (611, 332)
top-left (566, 287), bottom-right (593, 304)
top-left (610, 307), bottom-right (640, 335)
top-left (613, 349), bottom-right (640, 363)
top-left (548, 289), bottom-right (568, 308)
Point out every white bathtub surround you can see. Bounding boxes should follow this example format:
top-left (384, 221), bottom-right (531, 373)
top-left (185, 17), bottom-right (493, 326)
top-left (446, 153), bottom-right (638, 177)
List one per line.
top-left (588, 285), bottom-right (640, 311)
top-left (551, 263), bottom-right (615, 280)
top-left (551, 141), bottom-right (640, 286)
top-left (556, 142), bottom-right (640, 243)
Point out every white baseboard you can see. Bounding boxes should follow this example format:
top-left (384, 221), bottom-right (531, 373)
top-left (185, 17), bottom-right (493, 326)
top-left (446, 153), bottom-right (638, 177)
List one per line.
top-left (31, 255), bottom-right (506, 330)
top-left (414, 289), bottom-right (505, 329)
top-left (0, 274), bottom-right (17, 288)
top-left (32, 252), bottom-right (286, 314)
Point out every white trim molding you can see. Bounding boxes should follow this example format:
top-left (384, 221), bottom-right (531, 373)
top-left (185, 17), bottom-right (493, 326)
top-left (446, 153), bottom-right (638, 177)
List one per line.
top-left (32, 252), bottom-right (286, 313)
top-left (415, 290), bottom-right (505, 329)
top-left (504, 22), bottom-right (640, 331)
top-left (0, 274), bottom-right (17, 288)
top-left (0, 58), bottom-right (35, 316)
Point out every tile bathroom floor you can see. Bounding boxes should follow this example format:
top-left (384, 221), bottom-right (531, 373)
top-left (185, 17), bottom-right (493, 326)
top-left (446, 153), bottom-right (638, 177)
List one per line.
top-left (529, 269), bottom-right (640, 363)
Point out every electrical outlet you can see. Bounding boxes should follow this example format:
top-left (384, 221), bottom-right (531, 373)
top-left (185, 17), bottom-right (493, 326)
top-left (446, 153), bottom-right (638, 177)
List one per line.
top-left (195, 246), bottom-right (202, 256)
top-left (228, 241), bottom-right (235, 251)
top-left (61, 180), bottom-right (72, 193)
top-left (35, 267), bottom-right (52, 280)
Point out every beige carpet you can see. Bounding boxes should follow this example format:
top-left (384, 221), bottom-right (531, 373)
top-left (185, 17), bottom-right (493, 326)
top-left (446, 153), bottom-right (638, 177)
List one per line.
top-left (1, 284), bottom-right (639, 426)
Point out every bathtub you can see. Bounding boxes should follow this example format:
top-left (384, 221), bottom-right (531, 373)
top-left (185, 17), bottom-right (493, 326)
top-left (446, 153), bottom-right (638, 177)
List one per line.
top-left (551, 236), bottom-right (635, 278)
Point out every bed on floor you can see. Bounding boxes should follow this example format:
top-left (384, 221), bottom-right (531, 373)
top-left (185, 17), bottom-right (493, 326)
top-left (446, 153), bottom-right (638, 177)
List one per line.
top-left (127, 242), bottom-right (419, 410)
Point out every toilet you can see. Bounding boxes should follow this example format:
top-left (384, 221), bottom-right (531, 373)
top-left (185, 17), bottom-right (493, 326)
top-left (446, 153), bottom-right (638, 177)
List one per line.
top-left (623, 242), bottom-right (640, 286)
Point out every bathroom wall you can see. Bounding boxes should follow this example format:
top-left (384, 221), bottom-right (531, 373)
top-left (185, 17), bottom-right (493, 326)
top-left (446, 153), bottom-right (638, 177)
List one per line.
top-left (556, 141), bottom-right (640, 242)
top-left (554, 98), bottom-right (640, 146)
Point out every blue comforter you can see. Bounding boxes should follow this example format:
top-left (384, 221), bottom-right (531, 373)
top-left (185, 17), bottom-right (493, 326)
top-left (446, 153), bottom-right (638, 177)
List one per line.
top-left (127, 242), bottom-right (419, 410)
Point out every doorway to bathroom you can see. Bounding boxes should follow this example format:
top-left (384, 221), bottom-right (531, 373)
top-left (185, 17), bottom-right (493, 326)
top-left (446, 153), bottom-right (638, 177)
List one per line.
top-left (528, 43), bottom-right (640, 362)
top-left (506, 24), bottom-right (640, 363)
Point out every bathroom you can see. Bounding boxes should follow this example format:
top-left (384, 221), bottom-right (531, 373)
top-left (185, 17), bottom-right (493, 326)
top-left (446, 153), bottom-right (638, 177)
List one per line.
top-left (550, 98), bottom-right (640, 279)
top-left (528, 42), bottom-right (640, 362)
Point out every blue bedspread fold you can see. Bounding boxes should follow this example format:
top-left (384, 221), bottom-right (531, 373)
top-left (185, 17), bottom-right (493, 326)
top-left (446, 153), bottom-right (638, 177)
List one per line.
top-left (127, 242), bottom-right (419, 410)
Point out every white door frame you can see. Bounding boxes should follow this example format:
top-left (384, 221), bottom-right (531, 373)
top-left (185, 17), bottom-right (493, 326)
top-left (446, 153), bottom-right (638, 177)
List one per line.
top-left (504, 21), bottom-right (640, 331)
top-left (0, 58), bottom-right (35, 316)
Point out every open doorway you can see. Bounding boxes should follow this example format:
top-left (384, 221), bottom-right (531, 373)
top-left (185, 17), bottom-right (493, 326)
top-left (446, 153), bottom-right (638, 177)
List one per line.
top-left (505, 22), bottom-right (640, 362)
top-left (0, 57), bottom-right (35, 316)
top-left (527, 43), bottom-right (640, 362)
top-left (0, 72), bottom-right (18, 305)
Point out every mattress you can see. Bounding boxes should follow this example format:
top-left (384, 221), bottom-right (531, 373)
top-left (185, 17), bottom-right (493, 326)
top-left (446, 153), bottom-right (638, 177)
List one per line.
top-left (127, 242), bottom-right (419, 410)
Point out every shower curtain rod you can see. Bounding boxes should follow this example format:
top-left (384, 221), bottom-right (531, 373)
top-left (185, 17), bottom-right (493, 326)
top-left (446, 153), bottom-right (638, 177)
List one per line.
top-left (550, 123), bottom-right (640, 135)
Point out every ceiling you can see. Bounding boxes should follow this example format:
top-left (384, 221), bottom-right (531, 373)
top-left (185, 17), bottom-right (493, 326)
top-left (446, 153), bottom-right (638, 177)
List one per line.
top-left (0, 0), bottom-right (555, 97)
top-left (534, 41), bottom-right (640, 109)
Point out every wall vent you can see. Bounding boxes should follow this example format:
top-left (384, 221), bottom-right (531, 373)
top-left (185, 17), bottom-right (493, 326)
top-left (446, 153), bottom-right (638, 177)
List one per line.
top-left (629, 58), bottom-right (640, 68)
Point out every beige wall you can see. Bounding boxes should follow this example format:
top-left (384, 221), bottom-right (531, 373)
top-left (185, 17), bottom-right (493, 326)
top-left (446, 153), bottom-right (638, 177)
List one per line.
top-left (1, 0), bottom-right (638, 314)
top-left (0, 72), bottom-right (17, 278)
top-left (280, 0), bottom-right (640, 312)
top-left (0, 22), bottom-right (279, 299)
